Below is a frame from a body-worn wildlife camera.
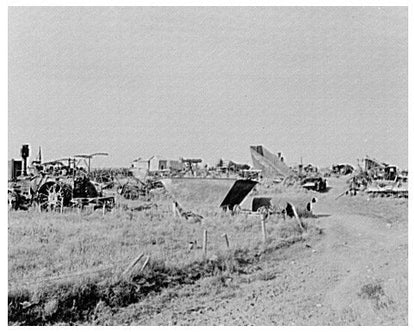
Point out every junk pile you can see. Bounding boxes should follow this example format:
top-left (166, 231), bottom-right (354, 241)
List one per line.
top-left (339, 156), bottom-right (408, 198)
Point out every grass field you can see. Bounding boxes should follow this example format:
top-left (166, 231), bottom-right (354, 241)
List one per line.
top-left (8, 178), bottom-right (408, 325)
top-left (8, 182), bottom-right (320, 325)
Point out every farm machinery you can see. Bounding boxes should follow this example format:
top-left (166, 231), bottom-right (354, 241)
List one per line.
top-left (336, 157), bottom-right (408, 199)
top-left (8, 147), bottom-right (116, 211)
top-left (9, 171), bottom-right (116, 212)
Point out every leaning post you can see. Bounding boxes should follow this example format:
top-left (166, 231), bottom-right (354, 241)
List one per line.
top-left (222, 233), bottom-right (230, 249)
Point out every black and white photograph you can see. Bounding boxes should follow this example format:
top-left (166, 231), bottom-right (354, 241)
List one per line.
top-left (6, 3), bottom-right (409, 326)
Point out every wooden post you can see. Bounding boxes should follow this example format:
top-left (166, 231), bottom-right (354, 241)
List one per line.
top-left (122, 252), bottom-right (144, 276)
top-left (172, 202), bottom-right (177, 217)
top-left (290, 202), bottom-right (305, 232)
top-left (102, 203), bottom-right (106, 216)
top-left (60, 198), bottom-right (64, 214)
top-left (222, 233), bottom-right (230, 249)
top-left (261, 214), bottom-right (267, 244)
top-left (140, 256), bottom-right (150, 272)
top-left (202, 229), bottom-right (208, 259)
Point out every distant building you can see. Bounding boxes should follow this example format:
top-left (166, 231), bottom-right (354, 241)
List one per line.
top-left (149, 155), bottom-right (166, 172)
top-left (131, 155), bottom-right (184, 178)
top-left (167, 159), bottom-right (183, 172)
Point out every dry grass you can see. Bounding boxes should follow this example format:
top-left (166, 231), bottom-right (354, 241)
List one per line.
top-left (8, 182), bottom-right (321, 325)
top-left (9, 205), bottom-right (317, 289)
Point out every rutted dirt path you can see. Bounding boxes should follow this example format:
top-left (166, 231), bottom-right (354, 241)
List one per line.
top-left (99, 179), bottom-right (407, 325)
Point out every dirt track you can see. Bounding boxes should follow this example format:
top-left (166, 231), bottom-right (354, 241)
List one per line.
top-left (97, 178), bottom-right (408, 325)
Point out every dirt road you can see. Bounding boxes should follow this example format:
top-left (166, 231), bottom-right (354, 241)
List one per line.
top-left (99, 178), bottom-right (408, 325)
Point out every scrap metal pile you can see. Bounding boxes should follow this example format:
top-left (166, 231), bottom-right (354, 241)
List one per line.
top-left (340, 156), bottom-right (408, 198)
top-left (8, 144), bottom-right (407, 214)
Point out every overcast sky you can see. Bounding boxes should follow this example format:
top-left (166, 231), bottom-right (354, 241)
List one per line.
top-left (8, 6), bottom-right (407, 169)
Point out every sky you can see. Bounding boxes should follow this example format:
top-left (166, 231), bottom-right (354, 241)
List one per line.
top-left (8, 6), bottom-right (408, 169)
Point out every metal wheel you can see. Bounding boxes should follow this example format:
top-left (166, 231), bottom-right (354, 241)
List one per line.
top-left (37, 181), bottom-right (72, 212)
top-left (37, 183), bottom-right (62, 211)
top-left (257, 206), bottom-right (270, 219)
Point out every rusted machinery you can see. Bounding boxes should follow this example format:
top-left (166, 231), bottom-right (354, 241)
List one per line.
top-left (337, 159), bottom-right (408, 199)
top-left (8, 173), bottom-right (115, 212)
top-left (8, 147), bottom-right (115, 211)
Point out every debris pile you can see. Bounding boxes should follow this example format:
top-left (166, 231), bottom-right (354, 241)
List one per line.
top-left (8, 144), bottom-right (407, 212)
top-left (340, 156), bottom-right (408, 198)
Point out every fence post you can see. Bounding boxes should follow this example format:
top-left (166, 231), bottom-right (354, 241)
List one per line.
top-left (172, 202), bottom-right (177, 217)
top-left (261, 214), bottom-right (267, 244)
top-left (202, 229), bottom-right (208, 259)
top-left (222, 233), bottom-right (230, 249)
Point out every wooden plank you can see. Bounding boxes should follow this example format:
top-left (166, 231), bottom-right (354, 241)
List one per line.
top-left (122, 252), bottom-right (144, 276)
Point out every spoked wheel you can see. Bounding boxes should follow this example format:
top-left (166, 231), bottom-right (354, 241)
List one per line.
top-left (37, 181), bottom-right (72, 212)
top-left (257, 206), bottom-right (270, 219)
